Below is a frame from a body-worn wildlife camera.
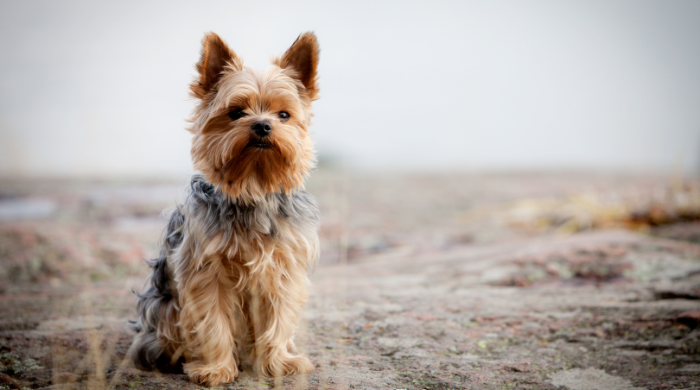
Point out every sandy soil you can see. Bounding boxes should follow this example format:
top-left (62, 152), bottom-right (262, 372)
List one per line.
top-left (0, 170), bottom-right (699, 389)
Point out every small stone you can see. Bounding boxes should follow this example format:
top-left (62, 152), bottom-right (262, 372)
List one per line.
top-left (550, 368), bottom-right (645, 390)
top-left (618, 350), bottom-right (646, 357)
top-left (504, 363), bottom-right (530, 372)
top-left (459, 354), bottom-right (480, 361)
top-left (678, 364), bottom-right (700, 373)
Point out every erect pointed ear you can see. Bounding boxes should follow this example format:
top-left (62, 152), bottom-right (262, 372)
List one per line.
top-left (279, 32), bottom-right (319, 99)
top-left (191, 32), bottom-right (241, 98)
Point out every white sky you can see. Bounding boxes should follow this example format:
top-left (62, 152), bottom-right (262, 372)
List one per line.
top-left (1, 0), bottom-right (699, 177)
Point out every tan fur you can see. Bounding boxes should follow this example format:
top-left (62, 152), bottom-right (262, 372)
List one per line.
top-left (189, 32), bottom-right (318, 204)
top-left (167, 216), bottom-right (318, 384)
top-left (148, 32), bottom-right (321, 386)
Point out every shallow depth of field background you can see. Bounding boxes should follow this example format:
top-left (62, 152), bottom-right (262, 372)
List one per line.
top-left (0, 0), bottom-right (699, 177)
top-left (2, 1), bottom-right (700, 389)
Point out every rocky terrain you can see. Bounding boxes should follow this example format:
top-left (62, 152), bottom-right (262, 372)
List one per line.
top-left (0, 170), bottom-right (699, 389)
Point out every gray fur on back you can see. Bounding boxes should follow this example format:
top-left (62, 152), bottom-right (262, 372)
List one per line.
top-left (129, 174), bottom-right (320, 370)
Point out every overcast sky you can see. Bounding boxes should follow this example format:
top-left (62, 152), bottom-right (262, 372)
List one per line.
top-left (1, 0), bottom-right (699, 177)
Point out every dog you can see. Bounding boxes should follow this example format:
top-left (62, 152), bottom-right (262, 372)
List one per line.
top-left (128, 32), bottom-right (320, 386)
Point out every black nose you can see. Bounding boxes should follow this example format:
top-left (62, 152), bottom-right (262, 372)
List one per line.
top-left (252, 121), bottom-right (272, 137)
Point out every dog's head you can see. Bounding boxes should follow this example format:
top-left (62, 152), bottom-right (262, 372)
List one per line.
top-left (188, 32), bottom-right (319, 202)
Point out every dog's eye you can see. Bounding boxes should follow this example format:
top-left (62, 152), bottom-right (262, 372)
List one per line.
top-left (228, 108), bottom-right (247, 121)
top-left (278, 111), bottom-right (290, 122)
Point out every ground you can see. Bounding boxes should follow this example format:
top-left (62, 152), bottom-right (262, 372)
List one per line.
top-left (0, 170), bottom-right (699, 389)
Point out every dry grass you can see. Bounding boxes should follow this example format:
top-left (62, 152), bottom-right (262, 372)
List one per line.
top-left (465, 180), bottom-right (700, 235)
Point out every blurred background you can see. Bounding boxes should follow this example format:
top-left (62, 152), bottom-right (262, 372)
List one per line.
top-left (1, 0), bottom-right (699, 177)
top-left (2, 1), bottom-right (700, 389)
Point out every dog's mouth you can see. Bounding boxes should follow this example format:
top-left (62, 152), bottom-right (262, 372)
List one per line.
top-left (247, 140), bottom-right (272, 150)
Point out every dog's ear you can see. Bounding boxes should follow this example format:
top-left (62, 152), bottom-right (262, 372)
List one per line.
top-left (191, 32), bottom-right (242, 98)
top-left (279, 32), bottom-right (319, 99)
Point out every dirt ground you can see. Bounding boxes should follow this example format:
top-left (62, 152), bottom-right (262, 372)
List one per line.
top-left (0, 169), bottom-right (699, 390)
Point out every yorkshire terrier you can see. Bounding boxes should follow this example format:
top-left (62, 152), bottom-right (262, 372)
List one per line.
top-left (128, 32), bottom-right (320, 386)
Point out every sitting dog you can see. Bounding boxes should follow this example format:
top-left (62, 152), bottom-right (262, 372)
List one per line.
top-left (128, 32), bottom-right (320, 386)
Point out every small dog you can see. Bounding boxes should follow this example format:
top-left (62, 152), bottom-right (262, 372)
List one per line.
top-left (128, 32), bottom-right (320, 386)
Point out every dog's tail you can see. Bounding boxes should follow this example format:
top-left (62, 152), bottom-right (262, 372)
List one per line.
top-left (128, 209), bottom-right (185, 371)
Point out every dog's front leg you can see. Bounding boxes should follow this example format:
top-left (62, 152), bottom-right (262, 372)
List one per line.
top-left (178, 256), bottom-right (240, 385)
top-left (249, 255), bottom-right (315, 378)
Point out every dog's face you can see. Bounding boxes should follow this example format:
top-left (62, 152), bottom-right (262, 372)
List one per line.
top-left (188, 33), bottom-right (319, 202)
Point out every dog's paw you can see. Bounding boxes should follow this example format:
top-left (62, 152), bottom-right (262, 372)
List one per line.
top-left (262, 354), bottom-right (314, 377)
top-left (184, 361), bottom-right (238, 385)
